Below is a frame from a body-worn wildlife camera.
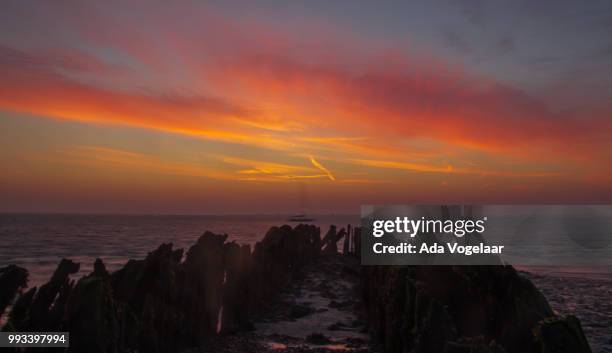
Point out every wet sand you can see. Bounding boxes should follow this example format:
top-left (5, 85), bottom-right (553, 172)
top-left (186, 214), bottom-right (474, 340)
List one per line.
top-left (524, 271), bottom-right (612, 353)
top-left (189, 254), bottom-right (378, 353)
top-left (187, 260), bottom-right (611, 353)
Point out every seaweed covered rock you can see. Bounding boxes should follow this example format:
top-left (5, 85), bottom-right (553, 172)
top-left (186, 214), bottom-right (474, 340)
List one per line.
top-left (2, 224), bottom-right (327, 353)
top-left (111, 242), bottom-right (187, 352)
top-left (362, 265), bottom-right (590, 353)
top-left (10, 259), bottom-right (79, 332)
top-left (222, 242), bottom-right (253, 333)
top-left (6, 287), bottom-right (36, 331)
top-left (183, 231), bottom-right (227, 339)
top-left (293, 223), bottom-right (322, 261)
top-left (322, 225), bottom-right (346, 253)
top-left (444, 339), bottom-right (507, 353)
top-left (0, 265), bottom-right (28, 318)
top-left (249, 224), bottom-right (321, 309)
top-left (66, 259), bottom-right (119, 353)
top-left (534, 315), bottom-right (592, 353)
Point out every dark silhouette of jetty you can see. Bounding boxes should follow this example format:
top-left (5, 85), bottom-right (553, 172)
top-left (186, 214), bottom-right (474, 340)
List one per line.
top-left (0, 221), bottom-right (593, 353)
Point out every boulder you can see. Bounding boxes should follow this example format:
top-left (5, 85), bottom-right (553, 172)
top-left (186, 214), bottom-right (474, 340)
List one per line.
top-left (28, 258), bottom-right (79, 331)
top-left (290, 303), bottom-right (315, 319)
top-left (534, 315), bottom-right (592, 353)
top-left (183, 232), bottom-right (227, 338)
top-left (361, 265), bottom-right (588, 353)
top-left (322, 226), bottom-right (346, 253)
top-left (5, 287), bottom-right (36, 331)
top-left (306, 332), bottom-right (332, 345)
top-left (221, 242), bottom-right (253, 333)
top-left (0, 265), bottom-right (28, 317)
top-left (1, 224), bottom-right (326, 352)
top-left (66, 259), bottom-right (119, 353)
top-left (111, 242), bottom-right (188, 352)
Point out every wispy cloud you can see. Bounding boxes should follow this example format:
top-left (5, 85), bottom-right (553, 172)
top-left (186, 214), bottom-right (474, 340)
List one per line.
top-left (218, 155), bottom-right (340, 182)
top-left (351, 158), bottom-right (561, 178)
top-left (351, 159), bottom-right (455, 174)
top-left (309, 156), bottom-right (336, 181)
top-left (59, 145), bottom-right (235, 180)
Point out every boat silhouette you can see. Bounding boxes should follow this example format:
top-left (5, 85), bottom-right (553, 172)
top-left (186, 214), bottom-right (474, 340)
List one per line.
top-left (287, 214), bottom-right (315, 222)
top-left (288, 183), bottom-right (315, 222)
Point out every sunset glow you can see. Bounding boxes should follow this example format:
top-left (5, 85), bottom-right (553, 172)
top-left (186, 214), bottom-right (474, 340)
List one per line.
top-left (1, 1), bottom-right (611, 213)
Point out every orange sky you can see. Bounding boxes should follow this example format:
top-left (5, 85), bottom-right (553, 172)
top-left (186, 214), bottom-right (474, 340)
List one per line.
top-left (1, 2), bottom-right (611, 213)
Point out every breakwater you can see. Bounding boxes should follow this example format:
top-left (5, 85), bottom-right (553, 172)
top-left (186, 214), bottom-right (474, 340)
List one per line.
top-left (0, 224), bottom-right (595, 353)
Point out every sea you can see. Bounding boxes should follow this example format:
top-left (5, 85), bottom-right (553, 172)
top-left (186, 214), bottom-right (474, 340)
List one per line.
top-left (0, 213), bottom-right (610, 352)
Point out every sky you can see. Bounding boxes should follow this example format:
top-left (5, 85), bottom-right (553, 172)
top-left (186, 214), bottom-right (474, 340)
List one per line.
top-left (1, 0), bottom-right (611, 214)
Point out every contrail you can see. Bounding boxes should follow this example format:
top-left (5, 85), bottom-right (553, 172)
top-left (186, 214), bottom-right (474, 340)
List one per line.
top-left (309, 156), bottom-right (336, 181)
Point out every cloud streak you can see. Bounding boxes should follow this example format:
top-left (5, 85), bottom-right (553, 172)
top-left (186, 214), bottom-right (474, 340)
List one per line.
top-left (309, 156), bottom-right (336, 181)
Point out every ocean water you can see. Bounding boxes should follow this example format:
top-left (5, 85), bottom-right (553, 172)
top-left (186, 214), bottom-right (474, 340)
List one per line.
top-left (0, 213), bottom-right (610, 352)
top-left (0, 213), bottom-right (358, 286)
top-left (524, 269), bottom-right (612, 353)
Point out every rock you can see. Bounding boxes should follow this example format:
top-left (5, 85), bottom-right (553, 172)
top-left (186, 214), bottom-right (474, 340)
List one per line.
top-left (414, 300), bottom-right (457, 353)
top-left (353, 227), bottom-right (362, 257)
top-left (534, 315), bottom-right (592, 353)
top-left (343, 224), bottom-right (352, 255)
top-left (328, 322), bottom-right (345, 331)
top-left (290, 303), bottom-right (315, 319)
top-left (322, 226), bottom-right (346, 253)
top-left (361, 264), bottom-right (581, 353)
top-left (183, 232), bottom-right (227, 338)
top-left (293, 224), bottom-right (322, 260)
top-left (92, 257), bottom-right (107, 276)
top-left (444, 339), bottom-right (507, 353)
top-left (249, 224), bottom-right (321, 310)
top-left (222, 242), bottom-right (253, 333)
top-left (343, 225), bottom-right (363, 257)
top-left (306, 333), bottom-right (332, 345)
top-left (250, 226), bottom-right (295, 303)
top-left (66, 258), bottom-right (119, 353)
top-left (5, 287), bottom-right (36, 330)
top-left (28, 258), bottom-right (79, 330)
top-left (0, 224), bottom-right (325, 353)
top-left (46, 276), bottom-right (74, 330)
top-left (329, 300), bottom-right (354, 309)
top-left (111, 242), bottom-right (188, 352)
top-left (2, 259), bottom-right (78, 335)
top-left (327, 320), bottom-right (360, 331)
top-left (0, 265), bottom-right (28, 317)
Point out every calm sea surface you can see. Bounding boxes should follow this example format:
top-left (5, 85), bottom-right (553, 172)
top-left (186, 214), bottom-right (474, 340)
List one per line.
top-left (0, 213), bottom-right (610, 352)
top-left (0, 213), bottom-right (359, 286)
